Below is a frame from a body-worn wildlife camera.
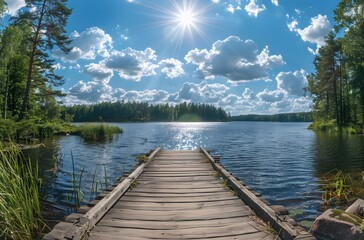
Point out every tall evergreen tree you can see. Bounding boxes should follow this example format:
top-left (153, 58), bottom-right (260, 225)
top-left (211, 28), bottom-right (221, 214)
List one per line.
top-left (14, 0), bottom-right (72, 120)
top-left (335, 0), bottom-right (364, 126)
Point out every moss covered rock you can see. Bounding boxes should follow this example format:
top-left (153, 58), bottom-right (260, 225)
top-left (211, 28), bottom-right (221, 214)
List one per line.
top-left (310, 209), bottom-right (364, 240)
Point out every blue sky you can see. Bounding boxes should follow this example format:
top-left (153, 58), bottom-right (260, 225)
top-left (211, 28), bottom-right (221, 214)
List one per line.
top-left (5, 0), bottom-right (339, 115)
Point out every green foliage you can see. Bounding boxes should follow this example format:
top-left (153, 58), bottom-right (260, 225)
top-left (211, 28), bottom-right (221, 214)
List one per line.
top-left (65, 101), bottom-right (228, 122)
top-left (13, 0), bottom-right (72, 120)
top-left (230, 112), bottom-right (313, 122)
top-left (0, 21), bottom-right (67, 123)
top-left (0, 143), bottom-right (42, 239)
top-left (78, 123), bottom-right (122, 142)
top-left (309, 0), bottom-right (364, 128)
top-left (0, 119), bottom-right (17, 140)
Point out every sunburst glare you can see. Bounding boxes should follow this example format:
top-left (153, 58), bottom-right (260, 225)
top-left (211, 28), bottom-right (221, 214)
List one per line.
top-left (168, 0), bottom-right (207, 46)
top-left (139, 0), bottom-right (213, 51)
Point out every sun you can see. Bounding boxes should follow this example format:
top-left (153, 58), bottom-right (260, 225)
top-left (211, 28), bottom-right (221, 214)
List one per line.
top-left (139, 0), bottom-right (212, 50)
top-left (162, 0), bottom-right (209, 44)
top-left (177, 9), bottom-right (196, 28)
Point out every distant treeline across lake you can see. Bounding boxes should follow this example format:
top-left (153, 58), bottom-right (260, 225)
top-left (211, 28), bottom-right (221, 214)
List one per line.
top-left (230, 112), bottom-right (313, 122)
top-left (65, 101), bottom-right (312, 123)
top-left (65, 101), bottom-right (228, 122)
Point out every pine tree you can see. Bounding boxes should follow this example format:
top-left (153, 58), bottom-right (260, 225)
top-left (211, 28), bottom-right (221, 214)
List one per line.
top-left (14, 0), bottom-right (72, 120)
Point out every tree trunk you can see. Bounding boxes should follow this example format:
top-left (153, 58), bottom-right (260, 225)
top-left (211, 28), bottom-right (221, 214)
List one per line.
top-left (3, 63), bottom-right (10, 119)
top-left (339, 58), bottom-right (343, 125)
top-left (361, 85), bottom-right (364, 128)
top-left (18, 0), bottom-right (47, 121)
top-left (332, 55), bottom-right (339, 126)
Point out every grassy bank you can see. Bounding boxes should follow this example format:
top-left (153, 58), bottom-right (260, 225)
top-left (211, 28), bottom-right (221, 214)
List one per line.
top-left (0, 143), bottom-right (42, 239)
top-left (308, 120), bottom-right (364, 134)
top-left (0, 119), bottom-right (122, 143)
top-left (0, 118), bottom-right (78, 141)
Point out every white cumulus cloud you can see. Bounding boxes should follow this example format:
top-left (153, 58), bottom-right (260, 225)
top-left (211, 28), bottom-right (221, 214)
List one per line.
top-left (243, 88), bottom-right (255, 100)
top-left (159, 58), bottom-right (185, 79)
top-left (84, 63), bottom-right (114, 83)
top-left (257, 89), bottom-right (285, 102)
top-left (244, 0), bottom-right (266, 17)
top-left (175, 81), bottom-right (229, 103)
top-left (67, 80), bottom-right (114, 103)
top-left (55, 27), bottom-right (112, 62)
top-left (104, 47), bottom-right (159, 81)
top-left (287, 19), bottom-right (298, 32)
top-left (287, 14), bottom-right (332, 54)
top-left (276, 70), bottom-right (307, 96)
top-left (185, 36), bottom-right (284, 82)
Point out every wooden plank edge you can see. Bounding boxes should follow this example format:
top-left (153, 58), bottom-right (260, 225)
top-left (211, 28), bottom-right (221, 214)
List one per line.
top-left (43, 147), bottom-right (162, 240)
top-left (200, 147), bottom-right (314, 240)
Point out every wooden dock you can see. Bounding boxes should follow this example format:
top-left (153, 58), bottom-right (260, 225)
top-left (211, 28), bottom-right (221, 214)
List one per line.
top-left (44, 148), bottom-right (315, 240)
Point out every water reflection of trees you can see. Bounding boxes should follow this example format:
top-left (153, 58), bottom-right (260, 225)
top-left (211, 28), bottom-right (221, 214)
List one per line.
top-left (313, 132), bottom-right (364, 176)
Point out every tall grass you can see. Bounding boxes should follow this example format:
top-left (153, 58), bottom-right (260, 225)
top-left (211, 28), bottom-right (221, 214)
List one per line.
top-left (78, 123), bottom-right (122, 142)
top-left (66, 151), bottom-right (85, 211)
top-left (67, 154), bottom-right (111, 210)
top-left (0, 143), bottom-right (42, 239)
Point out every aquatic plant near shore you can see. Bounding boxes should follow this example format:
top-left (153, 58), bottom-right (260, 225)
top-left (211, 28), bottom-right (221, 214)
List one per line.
top-left (321, 170), bottom-right (356, 210)
top-left (0, 143), bottom-right (42, 239)
top-left (67, 154), bottom-right (111, 210)
top-left (78, 123), bottom-right (122, 142)
top-left (66, 151), bottom-right (85, 211)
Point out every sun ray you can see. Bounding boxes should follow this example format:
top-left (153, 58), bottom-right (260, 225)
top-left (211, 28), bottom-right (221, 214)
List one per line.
top-left (134, 0), bottom-right (214, 53)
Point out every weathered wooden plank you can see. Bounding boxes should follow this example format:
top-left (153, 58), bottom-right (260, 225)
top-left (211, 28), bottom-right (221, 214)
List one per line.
top-left (111, 202), bottom-right (247, 213)
top-left (123, 191), bottom-right (231, 198)
top-left (136, 181), bottom-right (224, 189)
top-left (90, 222), bottom-right (260, 239)
top-left (96, 217), bottom-right (253, 230)
top-left (104, 208), bottom-right (249, 221)
top-left (114, 198), bottom-right (244, 210)
top-left (144, 167), bottom-right (213, 172)
top-left (129, 187), bottom-right (225, 194)
top-left (141, 171), bottom-right (215, 177)
top-left (138, 176), bottom-right (218, 182)
top-left (88, 231), bottom-right (271, 240)
top-left (119, 195), bottom-right (238, 203)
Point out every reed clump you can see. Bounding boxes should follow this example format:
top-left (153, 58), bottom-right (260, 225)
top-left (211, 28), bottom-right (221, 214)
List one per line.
top-left (0, 143), bottom-right (42, 240)
top-left (78, 123), bottom-right (122, 142)
top-left (321, 170), bottom-right (355, 210)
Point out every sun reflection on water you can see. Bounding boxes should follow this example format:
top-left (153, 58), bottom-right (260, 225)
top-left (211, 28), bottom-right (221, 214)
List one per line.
top-left (162, 122), bottom-right (217, 150)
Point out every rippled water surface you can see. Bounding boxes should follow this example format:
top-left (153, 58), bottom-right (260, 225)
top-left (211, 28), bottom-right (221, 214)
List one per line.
top-left (29, 122), bottom-right (364, 226)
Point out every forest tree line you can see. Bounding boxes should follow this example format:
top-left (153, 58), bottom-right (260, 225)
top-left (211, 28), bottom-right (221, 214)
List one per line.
top-left (308, 0), bottom-right (364, 131)
top-left (230, 112), bottom-right (313, 122)
top-left (65, 101), bottom-right (229, 122)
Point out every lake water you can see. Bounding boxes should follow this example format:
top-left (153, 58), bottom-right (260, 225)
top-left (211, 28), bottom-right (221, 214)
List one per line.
top-left (28, 122), bottom-right (364, 227)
